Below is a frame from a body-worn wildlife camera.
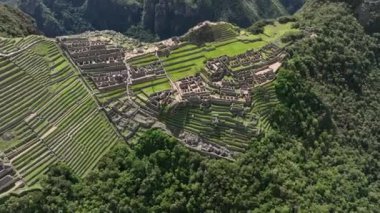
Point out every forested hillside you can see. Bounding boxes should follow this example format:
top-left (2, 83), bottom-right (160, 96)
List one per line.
top-left (15, 0), bottom-right (304, 38)
top-left (0, 4), bottom-right (39, 37)
top-left (0, 1), bottom-right (379, 212)
top-left (311, 0), bottom-right (380, 33)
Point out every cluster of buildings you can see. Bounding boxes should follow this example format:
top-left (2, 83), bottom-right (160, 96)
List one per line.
top-left (181, 43), bottom-right (286, 106)
top-left (0, 161), bottom-right (20, 193)
top-left (129, 61), bottom-right (166, 85)
top-left (179, 131), bottom-right (233, 159)
top-left (59, 36), bottom-right (285, 160)
top-left (204, 44), bottom-right (283, 86)
top-left (106, 97), bottom-right (157, 140)
top-left (59, 37), bottom-right (128, 91)
top-left (135, 44), bottom-right (285, 117)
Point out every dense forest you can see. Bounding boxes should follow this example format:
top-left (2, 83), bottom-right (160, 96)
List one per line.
top-left (1, 1), bottom-right (379, 212)
top-left (0, 4), bottom-right (38, 37)
top-left (14, 0), bottom-right (304, 38)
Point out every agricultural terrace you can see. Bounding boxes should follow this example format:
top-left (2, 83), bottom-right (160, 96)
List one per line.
top-left (164, 105), bottom-right (259, 153)
top-left (54, 21), bottom-right (297, 159)
top-left (127, 53), bottom-right (172, 96)
top-left (0, 36), bottom-right (45, 54)
top-left (131, 22), bottom-right (296, 87)
top-left (0, 36), bottom-right (122, 193)
top-left (112, 21), bottom-right (296, 155)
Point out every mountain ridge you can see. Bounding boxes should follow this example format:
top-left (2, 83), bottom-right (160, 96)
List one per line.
top-left (15, 0), bottom-right (304, 38)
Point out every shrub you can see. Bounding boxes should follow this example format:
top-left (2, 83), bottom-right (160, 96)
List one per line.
top-left (247, 19), bottom-right (275, 34)
top-left (281, 31), bottom-right (305, 43)
top-left (278, 16), bottom-right (297, 24)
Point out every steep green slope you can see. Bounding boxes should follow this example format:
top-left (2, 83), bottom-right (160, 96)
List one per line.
top-left (0, 4), bottom-right (39, 37)
top-left (0, 36), bottom-right (122, 192)
top-left (16, 0), bottom-right (304, 38)
top-left (1, 1), bottom-right (378, 212)
top-left (310, 0), bottom-right (380, 33)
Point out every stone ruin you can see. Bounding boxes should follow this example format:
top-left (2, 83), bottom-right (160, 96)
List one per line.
top-left (59, 37), bottom-right (129, 91)
top-left (179, 131), bottom-right (233, 159)
top-left (228, 49), bottom-right (262, 68)
top-left (105, 97), bottom-right (156, 139)
top-left (129, 61), bottom-right (166, 85)
top-left (201, 43), bottom-right (283, 94)
top-left (205, 56), bottom-right (229, 81)
top-left (91, 71), bottom-right (129, 91)
top-left (176, 76), bottom-right (210, 101)
top-left (0, 161), bottom-right (20, 193)
top-left (147, 90), bottom-right (174, 110)
top-left (253, 68), bottom-right (276, 85)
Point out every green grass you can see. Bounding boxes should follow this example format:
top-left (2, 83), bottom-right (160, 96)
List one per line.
top-left (0, 138), bottom-right (21, 151)
top-left (0, 36), bottom-right (123, 190)
top-left (96, 88), bottom-right (126, 104)
top-left (154, 22), bottom-right (296, 82)
top-left (131, 78), bottom-right (170, 91)
top-left (204, 40), bottom-right (268, 58)
top-left (168, 67), bottom-right (199, 82)
top-left (239, 22), bottom-right (298, 44)
top-left (142, 81), bottom-right (172, 95)
top-left (31, 42), bottom-right (51, 56)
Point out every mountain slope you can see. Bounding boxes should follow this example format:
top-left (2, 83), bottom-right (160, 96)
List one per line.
top-left (0, 1), bottom-right (379, 212)
top-left (310, 0), bottom-right (380, 33)
top-left (0, 4), bottom-right (39, 37)
top-left (16, 0), bottom-right (305, 38)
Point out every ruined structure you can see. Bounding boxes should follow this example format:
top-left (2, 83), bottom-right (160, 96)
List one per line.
top-left (179, 131), bottom-right (233, 159)
top-left (129, 61), bottom-right (165, 85)
top-left (58, 35), bottom-right (286, 161)
top-left (59, 37), bottom-right (129, 91)
top-left (0, 161), bottom-right (21, 193)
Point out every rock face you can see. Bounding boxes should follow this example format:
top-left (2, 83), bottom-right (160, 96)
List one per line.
top-left (15, 0), bottom-right (305, 38)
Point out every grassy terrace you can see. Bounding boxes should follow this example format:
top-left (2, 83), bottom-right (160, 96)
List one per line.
top-left (164, 106), bottom-right (257, 153)
top-left (126, 53), bottom-right (172, 96)
top-left (0, 36), bottom-right (122, 189)
top-left (158, 22), bottom-right (296, 82)
top-left (0, 36), bottom-right (45, 54)
top-left (131, 78), bottom-right (172, 96)
top-left (125, 22), bottom-right (295, 96)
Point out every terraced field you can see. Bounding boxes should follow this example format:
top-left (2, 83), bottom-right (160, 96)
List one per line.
top-left (0, 36), bottom-right (45, 54)
top-left (164, 105), bottom-right (259, 153)
top-left (125, 22), bottom-right (296, 96)
top-left (120, 22), bottom-right (297, 153)
top-left (160, 22), bottom-right (295, 82)
top-left (127, 54), bottom-right (172, 96)
top-left (0, 36), bottom-right (121, 190)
